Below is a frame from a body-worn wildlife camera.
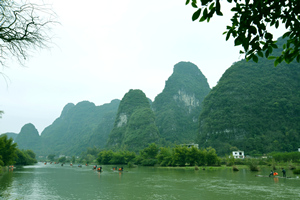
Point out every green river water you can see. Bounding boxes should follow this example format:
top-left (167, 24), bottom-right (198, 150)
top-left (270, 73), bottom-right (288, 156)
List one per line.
top-left (0, 162), bottom-right (299, 200)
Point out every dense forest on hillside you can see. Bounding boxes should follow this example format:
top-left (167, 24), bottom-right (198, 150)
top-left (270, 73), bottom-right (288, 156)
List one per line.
top-left (41, 100), bottom-right (120, 156)
top-left (106, 89), bottom-right (160, 152)
top-left (14, 123), bottom-right (41, 153)
top-left (152, 62), bottom-right (211, 145)
top-left (197, 38), bottom-right (300, 155)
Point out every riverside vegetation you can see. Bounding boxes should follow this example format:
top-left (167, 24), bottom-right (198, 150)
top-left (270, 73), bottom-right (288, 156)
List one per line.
top-left (44, 143), bottom-right (300, 175)
top-left (0, 135), bottom-right (37, 174)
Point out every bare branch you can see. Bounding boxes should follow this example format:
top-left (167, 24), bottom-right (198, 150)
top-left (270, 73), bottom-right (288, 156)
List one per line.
top-left (0, 0), bottom-right (59, 67)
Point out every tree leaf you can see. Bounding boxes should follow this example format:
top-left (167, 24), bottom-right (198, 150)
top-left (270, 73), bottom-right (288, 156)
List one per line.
top-left (201, 0), bottom-right (211, 6)
top-left (185, 0), bottom-right (190, 5)
top-left (209, 2), bottom-right (215, 10)
top-left (274, 59), bottom-right (279, 67)
top-left (253, 55), bottom-right (258, 63)
top-left (275, 21), bottom-right (279, 28)
top-left (268, 56), bottom-right (277, 60)
top-left (249, 26), bottom-right (257, 35)
top-left (191, 2), bottom-right (198, 8)
top-left (216, 10), bottom-right (223, 16)
top-left (234, 36), bottom-right (242, 46)
top-left (192, 8), bottom-right (201, 21)
top-left (282, 31), bottom-right (291, 38)
top-left (257, 51), bottom-right (263, 57)
top-left (199, 15), bottom-right (207, 22)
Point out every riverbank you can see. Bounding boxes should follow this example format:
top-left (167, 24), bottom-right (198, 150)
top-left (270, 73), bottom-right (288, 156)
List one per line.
top-left (157, 164), bottom-right (300, 172)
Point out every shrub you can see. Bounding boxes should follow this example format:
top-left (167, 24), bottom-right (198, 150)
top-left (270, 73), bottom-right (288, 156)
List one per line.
top-left (293, 169), bottom-right (300, 174)
top-left (248, 159), bottom-right (259, 171)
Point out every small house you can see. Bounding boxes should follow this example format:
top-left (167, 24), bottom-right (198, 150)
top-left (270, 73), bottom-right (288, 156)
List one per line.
top-left (232, 150), bottom-right (245, 159)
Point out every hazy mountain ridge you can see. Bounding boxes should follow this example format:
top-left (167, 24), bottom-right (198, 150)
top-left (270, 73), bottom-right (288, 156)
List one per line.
top-left (10, 100), bottom-right (120, 156)
top-left (6, 53), bottom-right (299, 157)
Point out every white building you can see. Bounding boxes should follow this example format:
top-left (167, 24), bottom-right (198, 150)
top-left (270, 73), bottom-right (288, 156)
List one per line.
top-left (232, 150), bottom-right (245, 159)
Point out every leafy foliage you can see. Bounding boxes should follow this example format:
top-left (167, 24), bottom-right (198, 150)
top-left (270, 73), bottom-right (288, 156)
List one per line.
top-left (270, 152), bottom-right (300, 163)
top-left (152, 61), bottom-right (211, 144)
top-left (197, 37), bottom-right (300, 155)
top-left (15, 149), bottom-right (37, 165)
top-left (0, 135), bottom-right (17, 165)
top-left (186, 0), bottom-right (300, 65)
top-left (47, 154), bottom-right (55, 162)
top-left (97, 150), bottom-right (136, 165)
top-left (97, 143), bottom-right (219, 167)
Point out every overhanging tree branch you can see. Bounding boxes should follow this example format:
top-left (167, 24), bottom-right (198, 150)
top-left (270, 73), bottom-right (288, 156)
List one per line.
top-left (0, 0), bottom-right (58, 66)
top-left (186, 0), bottom-right (300, 66)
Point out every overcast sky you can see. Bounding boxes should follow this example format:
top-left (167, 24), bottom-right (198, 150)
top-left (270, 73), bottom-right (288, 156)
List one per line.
top-left (0, 0), bottom-right (285, 134)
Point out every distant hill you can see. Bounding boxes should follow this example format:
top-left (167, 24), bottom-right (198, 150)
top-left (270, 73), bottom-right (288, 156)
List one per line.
top-left (14, 123), bottom-right (41, 153)
top-left (1, 132), bottom-right (18, 141)
top-left (39, 100), bottom-right (120, 156)
top-left (152, 61), bottom-right (211, 145)
top-left (106, 89), bottom-right (160, 152)
top-left (197, 37), bottom-right (300, 155)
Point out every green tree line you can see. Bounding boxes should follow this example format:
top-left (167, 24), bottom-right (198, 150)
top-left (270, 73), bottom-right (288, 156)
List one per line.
top-left (97, 143), bottom-right (220, 167)
top-left (0, 135), bottom-right (37, 167)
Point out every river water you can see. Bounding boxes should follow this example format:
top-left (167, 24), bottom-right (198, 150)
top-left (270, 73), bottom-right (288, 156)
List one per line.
top-left (0, 162), bottom-right (299, 200)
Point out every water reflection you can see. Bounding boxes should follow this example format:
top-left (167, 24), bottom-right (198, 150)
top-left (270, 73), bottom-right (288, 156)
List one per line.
top-left (0, 169), bottom-right (13, 199)
top-left (1, 163), bottom-right (300, 200)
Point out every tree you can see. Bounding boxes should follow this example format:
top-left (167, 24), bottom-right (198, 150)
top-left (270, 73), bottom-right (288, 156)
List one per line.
top-left (140, 143), bottom-right (159, 159)
top-left (15, 149), bottom-right (37, 165)
top-left (47, 154), bottom-right (55, 161)
top-left (0, 134), bottom-right (17, 165)
top-left (172, 146), bottom-right (188, 166)
top-left (186, 0), bottom-right (300, 66)
top-left (205, 147), bottom-right (218, 166)
top-left (58, 156), bottom-right (66, 163)
top-left (156, 147), bottom-right (173, 166)
top-left (0, 0), bottom-right (57, 67)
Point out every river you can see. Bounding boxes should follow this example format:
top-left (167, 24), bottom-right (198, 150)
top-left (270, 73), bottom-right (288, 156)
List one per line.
top-left (0, 162), bottom-right (299, 200)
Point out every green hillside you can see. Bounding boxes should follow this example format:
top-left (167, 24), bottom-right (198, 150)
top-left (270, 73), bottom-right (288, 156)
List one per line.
top-left (39, 100), bottom-right (120, 156)
top-left (106, 89), bottom-right (159, 152)
top-left (152, 61), bottom-right (211, 145)
top-left (1, 132), bottom-right (18, 141)
top-left (197, 38), bottom-right (300, 155)
top-left (14, 123), bottom-right (41, 153)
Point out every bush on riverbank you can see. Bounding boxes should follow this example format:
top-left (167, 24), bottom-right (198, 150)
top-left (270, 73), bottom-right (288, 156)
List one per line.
top-left (270, 152), bottom-right (300, 163)
top-left (293, 169), bottom-right (300, 174)
top-left (248, 159), bottom-right (260, 171)
top-left (15, 149), bottom-right (37, 165)
top-left (0, 135), bottom-right (17, 166)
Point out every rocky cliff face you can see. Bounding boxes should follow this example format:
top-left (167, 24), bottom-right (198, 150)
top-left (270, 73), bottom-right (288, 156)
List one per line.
top-left (152, 61), bottom-right (211, 145)
top-left (106, 89), bottom-right (159, 152)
